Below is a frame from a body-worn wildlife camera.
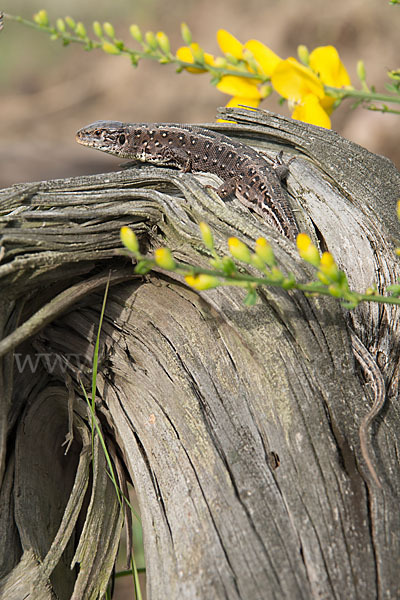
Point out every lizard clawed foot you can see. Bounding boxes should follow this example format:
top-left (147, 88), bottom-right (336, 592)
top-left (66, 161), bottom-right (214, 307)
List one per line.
top-left (259, 149), bottom-right (296, 182)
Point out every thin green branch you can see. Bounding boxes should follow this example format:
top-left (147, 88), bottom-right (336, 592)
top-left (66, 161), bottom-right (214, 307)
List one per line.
top-left (120, 225), bottom-right (400, 312)
top-left (2, 12), bottom-right (264, 82)
top-left (166, 260), bottom-right (400, 307)
top-left (325, 85), bottom-right (400, 105)
top-left (366, 105), bottom-right (400, 115)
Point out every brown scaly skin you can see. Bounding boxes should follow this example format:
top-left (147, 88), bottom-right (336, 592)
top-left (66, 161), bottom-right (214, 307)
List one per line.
top-left (76, 120), bottom-right (299, 241)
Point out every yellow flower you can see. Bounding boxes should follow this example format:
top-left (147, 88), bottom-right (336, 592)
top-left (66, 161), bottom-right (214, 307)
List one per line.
top-left (224, 96), bottom-right (260, 109)
top-left (291, 93), bottom-right (331, 128)
top-left (216, 74), bottom-right (262, 112)
top-left (216, 75), bottom-right (262, 99)
top-left (309, 46), bottom-right (351, 88)
top-left (215, 31), bottom-right (267, 110)
top-left (244, 40), bottom-right (281, 77)
top-left (176, 44), bottom-right (215, 73)
top-left (272, 58), bottom-right (324, 103)
top-left (271, 45), bottom-right (351, 128)
top-left (217, 29), bottom-right (244, 60)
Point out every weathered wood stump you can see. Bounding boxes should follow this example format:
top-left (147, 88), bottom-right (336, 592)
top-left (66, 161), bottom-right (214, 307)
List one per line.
top-left (1, 108), bottom-right (400, 599)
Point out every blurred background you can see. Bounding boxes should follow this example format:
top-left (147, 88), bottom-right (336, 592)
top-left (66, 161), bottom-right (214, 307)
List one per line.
top-left (0, 0), bottom-right (399, 189)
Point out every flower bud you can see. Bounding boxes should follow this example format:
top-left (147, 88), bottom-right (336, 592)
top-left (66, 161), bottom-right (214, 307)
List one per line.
top-left (56, 18), bottom-right (66, 33)
top-left (65, 16), bottom-right (76, 29)
top-left (254, 237), bottom-right (275, 267)
top-left (318, 251), bottom-right (339, 280)
top-left (156, 31), bottom-right (171, 54)
top-left (213, 56), bottom-right (228, 69)
top-left (103, 22), bottom-right (115, 38)
top-left (180, 22), bottom-right (192, 45)
top-left (154, 248), bottom-right (176, 270)
top-left (259, 84), bottom-right (272, 99)
top-left (92, 21), bottom-right (102, 38)
top-left (190, 42), bottom-right (205, 64)
top-left (199, 222), bottom-right (214, 250)
top-left (297, 45), bottom-right (309, 65)
top-left (102, 41), bottom-right (121, 55)
top-left (130, 24), bottom-right (143, 43)
top-left (75, 22), bottom-right (87, 39)
top-left (33, 10), bottom-right (49, 27)
top-left (228, 237), bottom-right (252, 263)
top-left (296, 233), bottom-right (320, 267)
top-left (145, 31), bottom-right (158, 50)
top-left (185, 274), bottom-right (220, 290)
top-left (120, 226), bottom-right (139, 253)
top-left (356, 59), bottom-right (366, 82)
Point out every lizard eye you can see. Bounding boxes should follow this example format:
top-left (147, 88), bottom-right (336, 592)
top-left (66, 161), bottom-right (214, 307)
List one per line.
top-left (118, 134), bottom-right (126, 145)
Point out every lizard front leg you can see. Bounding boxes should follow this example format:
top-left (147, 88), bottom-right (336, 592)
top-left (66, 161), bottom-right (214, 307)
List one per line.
top-left (208, 176), bottom-right (258, 210)
top-left (154, 145), bottom-right (193, 172)
top-left (259, 150), bottom-right (295, 182)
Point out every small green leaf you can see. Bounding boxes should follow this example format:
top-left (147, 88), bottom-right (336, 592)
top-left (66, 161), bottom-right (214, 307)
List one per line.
top-left (386, 284), bottom-right (400, 296)
top-left (130, 53), bottom-right (139, 66)
top-left (135, 260), bottom-right (152, 274)
top-left (221, 256), bottom-right (237, 276)
top-left (244, 288), bottom-right (258, 306)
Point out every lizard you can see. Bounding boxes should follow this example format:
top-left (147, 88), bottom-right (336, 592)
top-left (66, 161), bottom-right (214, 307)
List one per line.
top-left (75, 120), bottom-right (299, 242)
top-left (76, 120), bottom-right (386, 489)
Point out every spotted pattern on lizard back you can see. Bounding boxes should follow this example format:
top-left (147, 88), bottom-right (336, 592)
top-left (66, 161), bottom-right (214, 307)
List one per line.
top-left (76, 120), bottom-right (299, 241)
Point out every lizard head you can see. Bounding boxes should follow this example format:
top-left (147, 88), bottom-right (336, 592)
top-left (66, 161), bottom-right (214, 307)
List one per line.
top-left (76, 121), bottom-right (131, 157)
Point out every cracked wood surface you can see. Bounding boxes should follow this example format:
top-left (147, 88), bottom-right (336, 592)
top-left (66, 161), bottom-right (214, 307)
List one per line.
top-left (0, 109), bottom-right (400, 599)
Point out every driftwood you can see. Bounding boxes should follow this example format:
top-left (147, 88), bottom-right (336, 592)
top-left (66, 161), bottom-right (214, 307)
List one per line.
top-left (1, 107), bottom-right (400, 599)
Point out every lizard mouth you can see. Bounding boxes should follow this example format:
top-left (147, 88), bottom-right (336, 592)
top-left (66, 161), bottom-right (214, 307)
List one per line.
top-left (75, 132), bottom-right (95, 147)
top-left (75, 121), bottom-right (127, 156)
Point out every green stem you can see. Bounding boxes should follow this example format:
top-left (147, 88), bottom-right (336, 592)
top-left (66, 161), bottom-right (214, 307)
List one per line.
top-left (158, 260), bottom-right (400, 308)
top-left (367, 106), bottom-right (400, 116)
top-left (325, 85), bottom-right (400, 105)
top-left (3, 13), bottom-right (102, 47)
top-left (3, 13), bottom-right (265, 82)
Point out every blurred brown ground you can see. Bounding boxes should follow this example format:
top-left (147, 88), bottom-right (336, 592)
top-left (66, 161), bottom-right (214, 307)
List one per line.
top-left (0, 0), bottom-right (399, 189)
